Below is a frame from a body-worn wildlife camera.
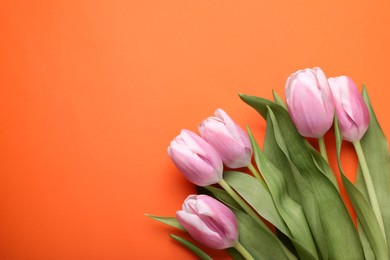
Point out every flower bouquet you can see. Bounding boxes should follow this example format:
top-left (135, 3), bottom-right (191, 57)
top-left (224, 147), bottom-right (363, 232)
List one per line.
top-left (146, 68), bottom-right (390, 259)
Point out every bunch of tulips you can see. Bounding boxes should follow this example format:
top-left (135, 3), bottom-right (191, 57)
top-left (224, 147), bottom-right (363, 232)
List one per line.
top-left (147, 68), bottom-right (390, 260)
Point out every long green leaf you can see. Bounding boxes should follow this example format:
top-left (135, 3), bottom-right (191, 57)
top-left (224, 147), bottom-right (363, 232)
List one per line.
top-left (223, 171), bottom-right (291, 236)
top-left (169, 234), bottom-right (213, 260)
top-left (226, 248), bottom-right (245, 260)
top-left (333, 117), bottom-right (388, 259)
top-left (263, 103), bottom-right (328, 260)
top-left (263, 113), bottom-right (300, 203)
top-left (272, 90), bottom-right (287, 109)
top-left (240, 94), bottom-right (365, 259)
top-left (248, 127), bottom-right (318, 260)
top-left (233, 210), bottom-right (297, 260)
top-left (145, 214), bottom-right (185, 231)
top-left (307, 144), bottom-right (339, 189)
top-left (358, 222), bottom-right (376, 260)
top-left (264, 106), bottom-right (329, 259)
top-left (356, 87), bottom-right (390, 257)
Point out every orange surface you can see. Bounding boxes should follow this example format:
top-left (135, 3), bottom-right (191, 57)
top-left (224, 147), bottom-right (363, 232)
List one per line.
top-left (1, 0), bottom-right (390, 259)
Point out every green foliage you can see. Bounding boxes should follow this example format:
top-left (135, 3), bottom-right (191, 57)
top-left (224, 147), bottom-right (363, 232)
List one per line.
top-left (232, 210), bottom-right (297, 260)
top-left (240, 94), bottom-right (365, 259)
top-left (145, 214), bottom-right (185, 231)
top-left (223, 171), bottom-right (290, 236)
top-left (356, 87), bottom-right (390, 258)
top-left (169, 234), bottom-right (213, 260)
top-left (248, 128), bottom-right (318, 260)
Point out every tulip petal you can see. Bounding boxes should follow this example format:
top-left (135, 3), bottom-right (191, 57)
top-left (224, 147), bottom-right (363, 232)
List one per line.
top-left (176, 211), bottom-right (228, 249)
top-left (168, 129), bottom-right (223, 186)
top-left (196, 195), bottom-right (238, 242)
top-left (200, 123), bottom-right (250, 168)
top-left (199, 109), bottom-right (252, 168)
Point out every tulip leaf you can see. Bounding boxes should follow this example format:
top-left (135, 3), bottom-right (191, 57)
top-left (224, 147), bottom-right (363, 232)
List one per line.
top-left (232, 210), bottom-right (297, 260)
top-left (263, 115), bottom-right (300, 203)
top-left (240, 94), bottom-right (365, 259)
top-left (169, 234), bottom-right (213, 260)
top-left (226, 248), bottom-right (245, 260)
top-left (223, 171), bottom-right (291, 237)
top-left (333, 117), bottom-right (388, 259)
top-left (306, 144), bottom-right (339, 189)
top-left (263, 109), bottom-right (328, 259)
top-left (248, 127), bottom-right (318, 260)
top-left (358, 222), bottom-right (376, 260)
top-left (145, 214), bottom-right (185, 231)
top-left (356, 87), bottom-right (390, 256)
top-left (272, 90), bottom-right (287, 109)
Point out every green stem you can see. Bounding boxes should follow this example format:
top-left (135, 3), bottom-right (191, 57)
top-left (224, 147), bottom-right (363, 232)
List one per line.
top-left (248, 163), bottom-right (268, 189)
top-left (353, 140), bottom-right (387, 241)
top-left (218, 179), bottom-right (266, 228)
top-left (318, 136), bottom-right (328, 163)
top-left (234, 241), bottom-right (254, 260)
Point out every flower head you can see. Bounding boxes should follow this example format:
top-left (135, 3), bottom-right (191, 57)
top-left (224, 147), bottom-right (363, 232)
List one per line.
top-left (199, 109), bottom-right (252, 168)
top-left (285, 67), bottom-right (335, 138)
top-left (168, 129), bottom-right (223, 186)
top-left (328, 76), bottom-right (369, 142)
top-left (176, 194), bottom-right (239, 249)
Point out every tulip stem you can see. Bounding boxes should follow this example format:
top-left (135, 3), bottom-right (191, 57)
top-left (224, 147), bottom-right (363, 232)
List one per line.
top-left (248, 163), bottom-right (268, 189)
top-left (318, 136), bottom-right (328, 163)
top-left (218, 179), bottom-right (266, 228)
top-left (234, 241), bottom-right (254, 260)
top-left (353, 140), bottom-right (387, 242)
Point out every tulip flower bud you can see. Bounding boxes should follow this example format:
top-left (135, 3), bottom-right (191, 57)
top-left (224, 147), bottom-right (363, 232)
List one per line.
top-left (168, 129), bottom-right (223, 186)
top-left (199, 109), bottom-right (252, 168)
top-left (176, 194), bottom-right (239, 249)
top-left (328, 76), bottom-right (369, 142)
top-left (285, 67), bottom-right (335, 138)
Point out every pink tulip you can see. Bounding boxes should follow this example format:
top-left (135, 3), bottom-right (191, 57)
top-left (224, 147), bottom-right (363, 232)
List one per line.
top-left (176, 194), bottom-right (239, 249)
top-left (285, 67), bottom-right (335, 138)
top-left (199, 109), bottom-right (252, 168)
top-left (168, 129), bottom-right (223, 186)
top-left (328, 76), bottom-right (369, 142)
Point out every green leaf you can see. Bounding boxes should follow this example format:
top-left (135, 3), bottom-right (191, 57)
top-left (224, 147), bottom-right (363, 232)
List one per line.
top-left (223, 171), bottom-right (291, 236)
top-left (263, 103), bottom-right (328, 259)
top-left (358, 222), bottom-right (376, 260)
top-left (272, 90), bottom-right (287, 109)
top-left (233, 210), bottom-right (297, 260)
top-left (248, 127), bottom-right (318, 260)
top-left (356, 87), bottom-right (390, 256)
top-left (264, 108), bottom-right (328, 259)
top-left (334, 117), bottom-right (388, 259)
top-left (240, 94), bottom-right (365, 259)
top-left (263, 114), bottom-right (300, 203)
top-left (306, 144), bottom-right (339, 189)
top-left (169, 234), bottom-right (213, 260)
top-left (226, 248), bottom-right (245, 260)
top-left (145, 214), bottom-right (185, 231)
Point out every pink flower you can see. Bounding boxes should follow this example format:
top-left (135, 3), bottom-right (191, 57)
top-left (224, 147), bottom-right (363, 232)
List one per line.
top-left (176, 195), bottom-right (239, 249)
top-left (328, 76), bottom-right (369, 142)
top-left (199, 109), bottom-right (252, 168)
top-left (168, 129), bottom-right (223, 186)
top-left (285, 67), bottom-right (335, 138)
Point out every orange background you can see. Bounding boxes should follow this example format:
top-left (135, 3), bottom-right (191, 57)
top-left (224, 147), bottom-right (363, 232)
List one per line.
top-left (1, 0), bottom-right (390, 259)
